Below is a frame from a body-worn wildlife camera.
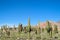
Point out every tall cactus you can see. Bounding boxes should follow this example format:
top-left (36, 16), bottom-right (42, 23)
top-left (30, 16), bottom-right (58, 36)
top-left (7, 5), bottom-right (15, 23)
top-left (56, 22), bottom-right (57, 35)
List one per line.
top-left (46, 21), bottom-right (52, 38)
top-left (27, 17), bottom-right (31, 32)
top-left (13, 25), bottom-right (16, 30)
top-left (37, 21), bottom-right (41, 34)
top-left (27, 17), bottom-right (31, 39)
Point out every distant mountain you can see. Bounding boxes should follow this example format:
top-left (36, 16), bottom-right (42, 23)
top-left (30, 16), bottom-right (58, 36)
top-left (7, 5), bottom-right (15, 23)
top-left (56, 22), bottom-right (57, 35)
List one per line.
top-left (57, 21), bottom-right (60, 23)
top-left (36, 21), bottom-right (60, 29)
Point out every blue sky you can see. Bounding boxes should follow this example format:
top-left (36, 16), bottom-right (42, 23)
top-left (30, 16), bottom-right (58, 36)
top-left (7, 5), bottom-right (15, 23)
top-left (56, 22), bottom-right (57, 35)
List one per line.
top-left (0, 0), bottom-right (60, 26)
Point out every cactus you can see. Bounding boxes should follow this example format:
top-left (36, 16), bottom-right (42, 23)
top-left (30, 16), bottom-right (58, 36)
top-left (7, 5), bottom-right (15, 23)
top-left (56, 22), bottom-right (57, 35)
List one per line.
top-left (27, 17), bottom-right (31, 40)
top-left (27, 17), bottom-right (31, 32)
top-left (18, 24), bottom-right (23, 33)
top-left (54, 24), bottom-right (58, 33)
top-left (24, 27), bottom-right (27, 33)
top-left (13, 25), bottom-right (16, 30)
top-left (6, 30), bottom-right (10, 37)
top-left (37, 21), bottom-right (41, 34)
top-left (46, 21), bottom-right (52, 38)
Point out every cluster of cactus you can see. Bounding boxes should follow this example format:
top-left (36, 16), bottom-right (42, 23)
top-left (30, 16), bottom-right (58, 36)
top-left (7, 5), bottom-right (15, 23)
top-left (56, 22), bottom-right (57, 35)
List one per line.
top-left (1, 26), bottom-right (3, 31)
top-left (1, 25), bottom-right (10, 37)
top-left (3, 25), bottom-right (8, 31)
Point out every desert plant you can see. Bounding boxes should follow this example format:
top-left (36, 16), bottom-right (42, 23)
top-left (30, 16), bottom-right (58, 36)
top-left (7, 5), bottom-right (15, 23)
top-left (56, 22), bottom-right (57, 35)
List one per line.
top-left (24, 27), bottom-right (27, 33)
top-left (6, 30), bottom-right (10, 37)
top-left (54, 24), bottom-right (58, 33)
top-left (37, 21), bottom-right (41, 34)
top-left (26, 17), bottom-right (31, 40)
top-left (42, 28), bottom-right (44, 32)
top-left (18, 24), bottom-right (23, 33)
top-left (27, 17), bottom-right (31, 33)
top-left (13, 25), bottom-right (16, 30)
top-left (46, 21), bottom-right (52, 38)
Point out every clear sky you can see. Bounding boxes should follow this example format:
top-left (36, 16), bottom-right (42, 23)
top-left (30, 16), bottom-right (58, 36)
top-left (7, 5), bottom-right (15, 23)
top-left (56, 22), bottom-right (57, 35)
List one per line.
top-left (0, 0), bottom-right (60, 26)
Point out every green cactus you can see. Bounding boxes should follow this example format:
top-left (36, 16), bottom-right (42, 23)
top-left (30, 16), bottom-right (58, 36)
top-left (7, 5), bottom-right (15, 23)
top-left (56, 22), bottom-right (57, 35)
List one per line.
top-left (54, 24), bottom-right (58, 33)
top-left (37, 21), bottom-right (41, 34)
top-left (6, 30), bottom-right (10, 37)
top-left (46, 21), bottom-right (52, 38)
top-left (27, 17), bottom-right (31, 32)
top-left (18, 24), bottom-right (23, 33)
top-left (27, 17), bottom-right (31, 40)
